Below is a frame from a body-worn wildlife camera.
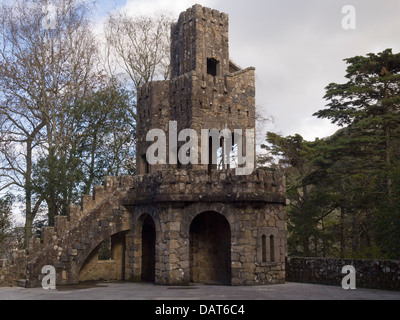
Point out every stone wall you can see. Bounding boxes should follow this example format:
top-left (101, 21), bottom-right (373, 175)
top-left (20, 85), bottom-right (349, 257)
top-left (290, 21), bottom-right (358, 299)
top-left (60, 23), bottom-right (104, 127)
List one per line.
top-left (286, 257), bottom-right (400, 291)
top-left (124, 169), bottom-right (286, 205)
top-left (0, 252), bottom-right (27, 287)
top-left (124, 168), bottom-right (287, 286)
top-left (78, 232), bottom-right (126, 282)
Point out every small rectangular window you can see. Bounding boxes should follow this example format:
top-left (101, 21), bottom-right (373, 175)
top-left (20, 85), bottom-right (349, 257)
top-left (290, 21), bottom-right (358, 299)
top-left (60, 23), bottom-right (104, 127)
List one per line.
top-left (207, 58), bottom-right (219, 76)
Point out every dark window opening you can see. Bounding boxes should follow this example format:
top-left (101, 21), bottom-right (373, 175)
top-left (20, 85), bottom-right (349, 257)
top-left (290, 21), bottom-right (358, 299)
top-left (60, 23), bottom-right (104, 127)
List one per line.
top-left (262, 235), bottom-right (267, 263)
top-left (207, 58), bottom-right (219, 76)
top-left (208, 136), bottom-right (219, 175)
top-left (141, 215), bottom-right (156, 282)
top-left (141, 154), bottom-right (150, 174)
top-left (270, 235), bottom-right (275, 262)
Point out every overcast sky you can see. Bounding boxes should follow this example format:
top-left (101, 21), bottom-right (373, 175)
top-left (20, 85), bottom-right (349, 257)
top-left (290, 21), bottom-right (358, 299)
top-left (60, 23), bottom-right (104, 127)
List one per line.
top-left (98, 0), bottom-right (400, 141)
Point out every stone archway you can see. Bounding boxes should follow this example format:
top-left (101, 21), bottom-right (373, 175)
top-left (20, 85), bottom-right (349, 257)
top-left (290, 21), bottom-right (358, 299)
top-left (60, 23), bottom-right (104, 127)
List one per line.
top-left (189, 211), bottom-right (231, 285)
top-left (78, 231), bottom-right (127, 282)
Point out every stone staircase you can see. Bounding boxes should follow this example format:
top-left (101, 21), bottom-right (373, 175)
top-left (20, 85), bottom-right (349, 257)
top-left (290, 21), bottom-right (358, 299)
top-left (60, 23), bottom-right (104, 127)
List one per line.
top-left (17, 176), bottom-right (134, 288)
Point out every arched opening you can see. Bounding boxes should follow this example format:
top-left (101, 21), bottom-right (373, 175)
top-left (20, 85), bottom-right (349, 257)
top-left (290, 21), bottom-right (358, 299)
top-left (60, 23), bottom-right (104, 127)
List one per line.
top-left (78, 231), bottom-right (127, 283)
top-left (189, 211), bottom-right (231, 285)
top-left (141, 215), bottom-right (156, 282)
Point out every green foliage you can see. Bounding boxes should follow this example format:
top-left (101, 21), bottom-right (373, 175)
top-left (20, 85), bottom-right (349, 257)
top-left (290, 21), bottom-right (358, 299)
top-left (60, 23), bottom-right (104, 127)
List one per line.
top-left (263, 49), bottom-right (400, 259)
top-left (0, 194), bottom-right (13, 258)
top-left (374, 173), bottom-right (400, 259)
top-left (31, 79), bottom-right (136, 225)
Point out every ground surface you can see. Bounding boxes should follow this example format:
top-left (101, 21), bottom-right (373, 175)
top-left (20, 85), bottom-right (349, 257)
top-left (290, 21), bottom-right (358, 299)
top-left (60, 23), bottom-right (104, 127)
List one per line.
top-left (0, 281), bottom-right (399, 300)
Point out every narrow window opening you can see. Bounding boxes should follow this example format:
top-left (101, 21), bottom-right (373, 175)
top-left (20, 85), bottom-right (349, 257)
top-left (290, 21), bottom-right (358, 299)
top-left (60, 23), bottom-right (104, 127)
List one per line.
top-left (217, 138), bottom-right (224, 170)
top-left (270, 235), bottom-right (275, 262)
top-left (141, 154), bottom-right (150, 174)
top-left (208, 136), bottom-right (218, 175)
top-left (262, 235), bottom-right (267, 263)
top-left (207, 58), bottom-right (219, 76)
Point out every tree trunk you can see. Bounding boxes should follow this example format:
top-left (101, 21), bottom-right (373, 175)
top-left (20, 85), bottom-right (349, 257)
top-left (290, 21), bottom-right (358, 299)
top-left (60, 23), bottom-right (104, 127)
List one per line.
top-left (340, 206), bottom-right (345, 258)
top-left (24, 138), bottom-right (33, 248)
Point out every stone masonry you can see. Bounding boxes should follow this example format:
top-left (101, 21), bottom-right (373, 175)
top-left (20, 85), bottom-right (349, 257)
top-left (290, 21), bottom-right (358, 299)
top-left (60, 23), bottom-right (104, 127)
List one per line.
top-left (0, 4), bottom-right (287, 288)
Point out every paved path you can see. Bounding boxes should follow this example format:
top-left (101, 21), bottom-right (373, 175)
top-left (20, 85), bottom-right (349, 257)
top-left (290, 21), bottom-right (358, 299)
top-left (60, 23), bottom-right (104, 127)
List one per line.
top-left (0, 282), bottom-right (399, 300)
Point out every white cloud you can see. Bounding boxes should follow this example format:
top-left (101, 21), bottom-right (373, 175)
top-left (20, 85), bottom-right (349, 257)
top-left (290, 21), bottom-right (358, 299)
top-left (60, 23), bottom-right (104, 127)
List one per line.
top-left (98, 0), bottom-right (400, 141)
top-left (123, 0), bottom-right (213, 17)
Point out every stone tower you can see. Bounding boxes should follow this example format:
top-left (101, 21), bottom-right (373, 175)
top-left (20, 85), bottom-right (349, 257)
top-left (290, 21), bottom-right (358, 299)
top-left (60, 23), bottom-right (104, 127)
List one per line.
top-left (14, 4), bottom-right (286, 288)
top-left (132, 4), bottom-right (286, 285)
top-left (136, 4), bottom-right (255, 175)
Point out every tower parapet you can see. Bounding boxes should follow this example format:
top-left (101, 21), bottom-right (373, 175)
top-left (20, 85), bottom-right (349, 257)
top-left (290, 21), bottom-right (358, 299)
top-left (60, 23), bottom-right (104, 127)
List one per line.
top-left (170, 4), bottom-right (229, 79)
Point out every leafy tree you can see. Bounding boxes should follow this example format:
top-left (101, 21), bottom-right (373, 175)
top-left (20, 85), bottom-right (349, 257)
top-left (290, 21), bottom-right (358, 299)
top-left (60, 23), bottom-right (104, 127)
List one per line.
top-left (0, 0), bottom-right (164, 245)
top-left (31, 79), bottom-right (135, 225)
top-left (314, 49), bottom-right (400, 197)
top-left (0, 0), bottom-right (99, 243)
top-left (262, 133), bottom-right (332, 256)
top-left (314, 49), bottom-right (400, 258)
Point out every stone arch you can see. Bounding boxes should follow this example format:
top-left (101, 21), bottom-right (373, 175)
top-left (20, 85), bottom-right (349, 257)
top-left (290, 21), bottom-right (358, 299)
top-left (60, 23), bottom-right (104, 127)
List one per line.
top-left (130, 206), bottom-right (162, 282)
top-left (173, 202), bottom-right (237, 285)
top-left (77, 230), bottom-right (129, 282)
top-left (180, 202), bottom-right (237, 239)
top-left (72, 216), bottom-right (131, 284)
top-left (140, 214), bottom-right (156, 281)
top-left (189, 211), bottom-right (232, 285)
top-left (132, 206), bottom-right (162, 235)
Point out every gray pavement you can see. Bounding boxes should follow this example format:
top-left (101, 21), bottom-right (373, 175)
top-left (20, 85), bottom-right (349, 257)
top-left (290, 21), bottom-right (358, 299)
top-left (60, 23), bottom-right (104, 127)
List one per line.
top-left (0, 281), bottom-right (399, 300)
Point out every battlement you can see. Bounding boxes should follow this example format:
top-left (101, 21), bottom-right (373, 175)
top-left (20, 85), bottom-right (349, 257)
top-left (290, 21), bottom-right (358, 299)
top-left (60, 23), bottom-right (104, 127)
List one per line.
top-left (25, 175), bottom-right (133, 259)
top-left (175, 4), bottom-right (229, 26)
top-left (171, 4), bottom-right (230, 78)
top-left (125, 169), bottom-right (286, 206)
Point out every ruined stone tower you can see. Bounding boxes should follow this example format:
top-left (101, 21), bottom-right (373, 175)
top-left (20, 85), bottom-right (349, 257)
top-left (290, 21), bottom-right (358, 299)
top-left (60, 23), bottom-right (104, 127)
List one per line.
top-left (7, 4), bottom-right (287, 288)
top-left (136, 4), bottom-right (255, 175)
top-left (132, 4), bottom-right (287, 286)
